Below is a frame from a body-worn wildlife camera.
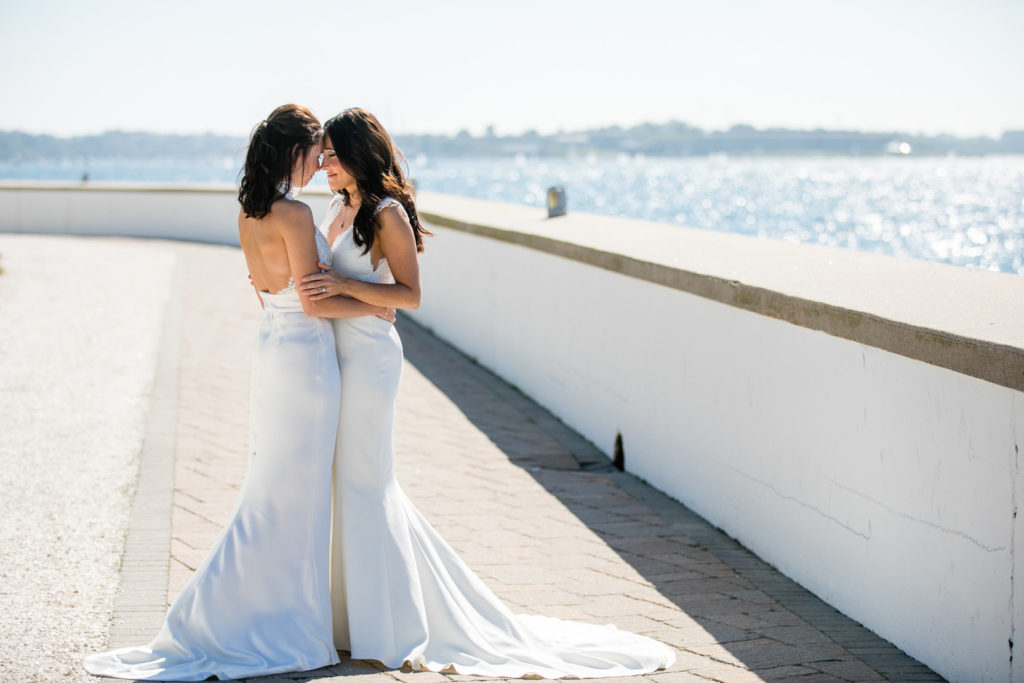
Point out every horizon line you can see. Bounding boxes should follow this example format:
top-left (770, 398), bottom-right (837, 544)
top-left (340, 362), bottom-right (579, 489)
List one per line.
top-left (2, 120), bottom-right (1021, 141)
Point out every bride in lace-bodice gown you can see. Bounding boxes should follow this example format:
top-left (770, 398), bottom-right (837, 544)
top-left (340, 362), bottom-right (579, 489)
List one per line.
top-left (300, 108), bottom-right (675, 679)
top-left (83, 105), bottom-right (390, 681)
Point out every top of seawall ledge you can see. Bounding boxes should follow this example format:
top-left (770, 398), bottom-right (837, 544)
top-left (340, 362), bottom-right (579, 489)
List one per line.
top-left (0, 181), bottom-right (1019, 392)
top-left (0, 180), bottom-right (240, 193)
top-left (414, 191), bottom-right (1024, 394)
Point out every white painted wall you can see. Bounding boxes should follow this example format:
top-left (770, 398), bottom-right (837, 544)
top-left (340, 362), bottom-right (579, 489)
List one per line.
top-left (0, 184), bottom-right (332, 245)
top-left (409, 225), bottom-right (1023, 683)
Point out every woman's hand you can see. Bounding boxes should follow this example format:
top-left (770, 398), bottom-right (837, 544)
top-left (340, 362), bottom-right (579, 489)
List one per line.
top-left (300, 263), bottom-right (352, 301)
top-left (377, 307), bottom-right (397, 323)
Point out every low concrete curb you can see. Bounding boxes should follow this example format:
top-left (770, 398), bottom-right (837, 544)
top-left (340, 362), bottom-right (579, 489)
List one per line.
top-left (105, 256), bottom-right (182, 648)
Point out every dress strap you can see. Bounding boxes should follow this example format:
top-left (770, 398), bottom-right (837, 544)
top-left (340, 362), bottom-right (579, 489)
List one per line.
top-left (374, 196), bottom-right (406, 217)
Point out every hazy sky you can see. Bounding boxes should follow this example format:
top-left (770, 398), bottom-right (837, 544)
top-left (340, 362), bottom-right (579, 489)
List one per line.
top-left (1, 0), bottom-right (1021, 138)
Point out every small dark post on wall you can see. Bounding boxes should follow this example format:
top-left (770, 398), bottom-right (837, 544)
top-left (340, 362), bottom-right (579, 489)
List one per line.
top-left (613, 433), bottom-right (624, 471)
top-left (547, 186), bottom-right (566, 218)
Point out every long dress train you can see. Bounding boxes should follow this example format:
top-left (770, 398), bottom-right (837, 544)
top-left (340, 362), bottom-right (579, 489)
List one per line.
top-left (84, 229), bottom-right (341, 681)
top-left (324, 197), bottom-right (675, 679)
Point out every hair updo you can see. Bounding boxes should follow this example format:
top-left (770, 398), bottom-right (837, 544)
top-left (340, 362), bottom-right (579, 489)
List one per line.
top-left (238, 104), bottom-right (321, 219)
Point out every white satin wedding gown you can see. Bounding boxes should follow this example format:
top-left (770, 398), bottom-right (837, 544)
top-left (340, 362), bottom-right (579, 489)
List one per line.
top-left (324, 196), bottom-right (675, 678)
top-left (84, 224), bottom-right (341, 680)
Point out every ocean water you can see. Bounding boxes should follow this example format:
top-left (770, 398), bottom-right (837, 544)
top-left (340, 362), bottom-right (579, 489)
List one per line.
top-left (0, 157), bottom-right (242, 184)
top-left (2, 155), bottom-right (1022, 274)
top-left (409, 155), bottom-right (1024, 275)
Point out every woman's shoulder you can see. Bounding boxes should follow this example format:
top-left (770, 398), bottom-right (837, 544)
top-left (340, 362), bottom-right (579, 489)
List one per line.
top-left (237, 197), bottom-right (307, 225)
top-left (267, 197), bottom-right (314, 234)
top-left (272, 195), bottom-right (313, 216)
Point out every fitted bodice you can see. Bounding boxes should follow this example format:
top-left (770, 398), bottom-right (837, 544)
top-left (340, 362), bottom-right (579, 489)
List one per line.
top-left (320, 195), bottom-right (402, 285)
top-left (313, 227), bottom-right (334, 269)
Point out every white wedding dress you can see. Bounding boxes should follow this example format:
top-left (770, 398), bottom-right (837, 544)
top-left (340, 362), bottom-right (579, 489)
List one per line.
top-left (84, 224), bottom-right (341, 680)
top-left (324, 196), bottom-right (675, 678)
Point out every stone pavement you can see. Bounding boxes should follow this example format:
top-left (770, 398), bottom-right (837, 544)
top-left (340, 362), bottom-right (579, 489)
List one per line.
top-left (104, 242), bottom-right (942, 682)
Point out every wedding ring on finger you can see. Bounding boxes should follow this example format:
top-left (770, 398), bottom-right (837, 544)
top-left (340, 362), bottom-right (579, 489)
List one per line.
top-left (321, 286), bottom-right (326, 294)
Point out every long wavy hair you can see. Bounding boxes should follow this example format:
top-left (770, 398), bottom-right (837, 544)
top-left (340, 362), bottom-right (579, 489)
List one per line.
top-left (238, 104), bottom-right (321, 219)
top-left (323, 108), bottom-right (429, 253)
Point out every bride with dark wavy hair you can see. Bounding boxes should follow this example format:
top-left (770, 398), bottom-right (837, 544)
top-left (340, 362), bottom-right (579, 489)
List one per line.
top-left (301, 108), bottom-right (675, 678)
top-left (83, 104), bottom-right (390, 681)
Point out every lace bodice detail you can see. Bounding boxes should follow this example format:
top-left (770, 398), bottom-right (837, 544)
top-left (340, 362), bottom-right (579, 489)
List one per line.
top-left (313, 228), bottom-right (334, 268)
top-left (319, 196), bottom-right (404, 285)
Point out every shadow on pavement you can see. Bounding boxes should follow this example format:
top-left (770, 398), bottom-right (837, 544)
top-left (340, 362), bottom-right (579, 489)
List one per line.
top-left (398, 314), bottom-right (943, 682)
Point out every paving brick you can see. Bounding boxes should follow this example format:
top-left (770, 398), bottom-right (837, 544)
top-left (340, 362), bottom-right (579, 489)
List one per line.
top-left (645, 673), bottom-right (712, 683)
top-left (658, 650), bottom-right (720, 672)
top-left (802, 643), bottom-right (855, 660)
top-left (753, 624), bottom-right (837, 646)
top-left (689, 662), bottom-right (767, 682)
top-left (810, 658), bottom-right (886, 680)
top-left (705, 638), bottom-right (835, 669)
top-left (581, 594), bottom-right (672, 619)
top-left (601, 614), bottom-right (671, 634)
top-left (748, 664), bottom-right (821, 679)
top-left (701, 613), bottom-right (778, 631)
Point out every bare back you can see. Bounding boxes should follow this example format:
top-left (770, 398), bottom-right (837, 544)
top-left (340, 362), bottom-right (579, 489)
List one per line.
top-left (238, 198), bottom-right (318, 294)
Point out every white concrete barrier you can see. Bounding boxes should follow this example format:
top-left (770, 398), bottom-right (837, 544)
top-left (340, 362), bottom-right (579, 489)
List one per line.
top-left (2, 182), bottom-right (1023, 680)
top-left (407, 192), bottom-right (1023, 683)
top-left (0, 181), bottom-right (332, 245)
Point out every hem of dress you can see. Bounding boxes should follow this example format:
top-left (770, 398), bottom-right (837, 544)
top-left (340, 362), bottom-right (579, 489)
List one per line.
top-left (341, 650), bottom-right (674, 680)
top-left (82, 650), bottom-right (341, 681)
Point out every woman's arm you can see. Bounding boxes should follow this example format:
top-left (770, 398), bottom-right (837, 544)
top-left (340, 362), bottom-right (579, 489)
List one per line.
top-left (299, 205), bottom-right (421, 310)
top-left (305, 293), bottom-right (393, 320)
top-left (278, 203), bottom-right (389, 320)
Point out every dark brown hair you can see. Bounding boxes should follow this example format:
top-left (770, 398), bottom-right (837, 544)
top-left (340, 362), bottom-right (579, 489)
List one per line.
top-left (238, 104), bottom-right (321, 219)
top-left (323, 108), bottom-right (429, 253)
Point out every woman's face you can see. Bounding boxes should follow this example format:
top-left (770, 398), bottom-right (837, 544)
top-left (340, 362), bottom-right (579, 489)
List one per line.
top-left (290, 143), bottom-right (322, 190)
top-left (320, 140), bottom-right (357, 194)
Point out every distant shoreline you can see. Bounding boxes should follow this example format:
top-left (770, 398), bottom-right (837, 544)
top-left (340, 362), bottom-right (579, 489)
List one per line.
top-left (2, 121), bottom-right (1022, 161)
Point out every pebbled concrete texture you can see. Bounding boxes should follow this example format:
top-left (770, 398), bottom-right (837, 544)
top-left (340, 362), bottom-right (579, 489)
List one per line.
top-left (0, 235), bottom-right (944, 682)
top-left (0, 234), bottom-right (174, 683)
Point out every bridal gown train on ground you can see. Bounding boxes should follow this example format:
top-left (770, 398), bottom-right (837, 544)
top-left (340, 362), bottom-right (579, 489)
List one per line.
top-left (84, 228), bottom-right (341, 681)
top-left (324, 197), bottom-right (675, 679)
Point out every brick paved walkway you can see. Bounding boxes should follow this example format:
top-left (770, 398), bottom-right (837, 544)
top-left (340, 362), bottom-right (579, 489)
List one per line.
top-left (104, 242), bottom-right (942, 682)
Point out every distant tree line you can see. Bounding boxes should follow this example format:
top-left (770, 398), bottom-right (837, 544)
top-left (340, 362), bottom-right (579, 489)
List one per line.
top-left (395, 123), bottom-right (1024, 157)
top-left (1, 123), bottom-right (1022, 162)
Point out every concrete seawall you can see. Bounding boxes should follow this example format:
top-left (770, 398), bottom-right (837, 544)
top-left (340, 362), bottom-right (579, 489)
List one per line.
top-left (410, 192), bottom-right (1023, 683)
top-left (2, 180), bottom-right (1021, 681)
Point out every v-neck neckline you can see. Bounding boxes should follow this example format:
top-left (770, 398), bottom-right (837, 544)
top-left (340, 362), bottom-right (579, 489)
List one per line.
top-left (331, 226), bottom-right (352, 248)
